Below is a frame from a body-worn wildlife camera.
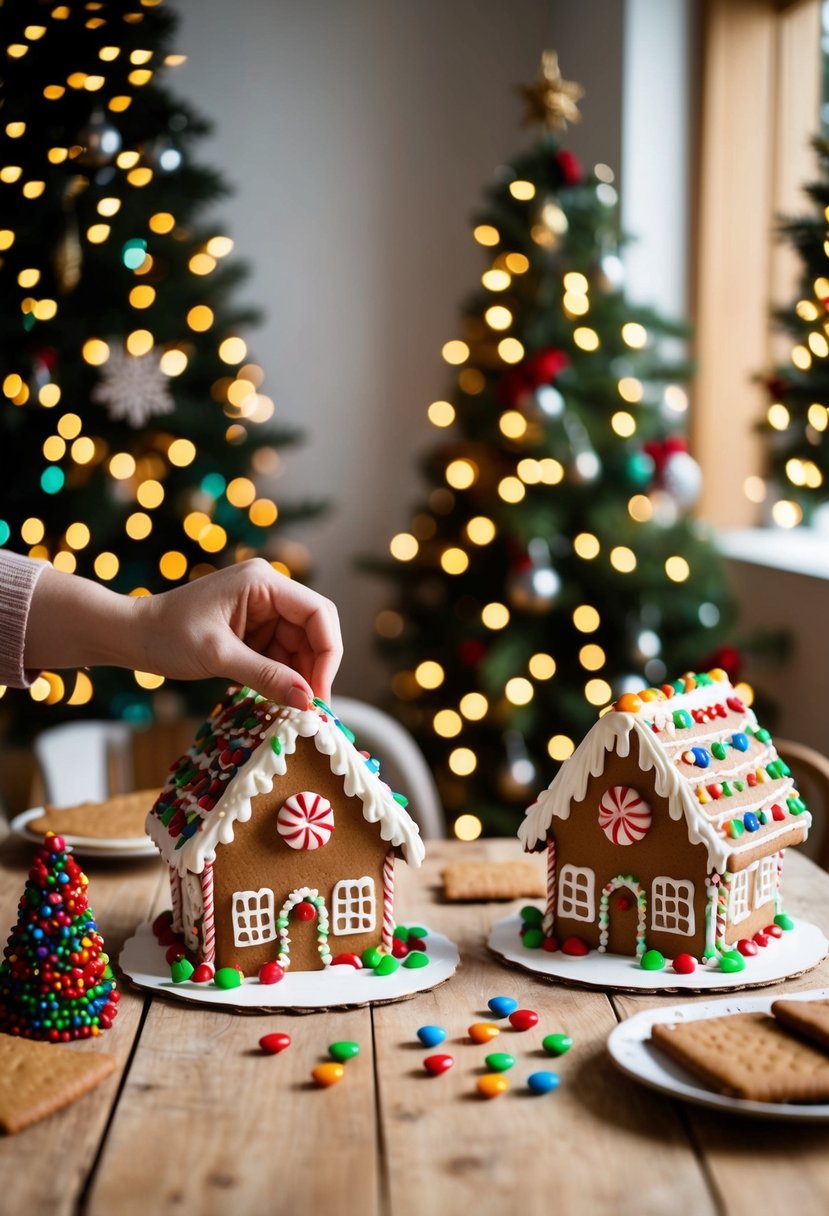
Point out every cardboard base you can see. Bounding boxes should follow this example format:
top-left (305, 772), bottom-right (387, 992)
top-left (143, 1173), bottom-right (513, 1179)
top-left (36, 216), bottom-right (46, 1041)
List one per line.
top-left (119, 922), bottom-right (460, 1012)
top-left (488, 913), bottom-right (828, 994)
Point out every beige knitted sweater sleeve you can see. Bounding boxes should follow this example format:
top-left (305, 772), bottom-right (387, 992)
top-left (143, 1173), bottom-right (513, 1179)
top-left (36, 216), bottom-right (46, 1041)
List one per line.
top-left (0, 551), bottom-right (48, 688)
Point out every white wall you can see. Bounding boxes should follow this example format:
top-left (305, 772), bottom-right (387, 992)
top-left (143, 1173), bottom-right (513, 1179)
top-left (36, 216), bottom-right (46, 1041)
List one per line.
top-left (172, 0), bottom-right (636, 699)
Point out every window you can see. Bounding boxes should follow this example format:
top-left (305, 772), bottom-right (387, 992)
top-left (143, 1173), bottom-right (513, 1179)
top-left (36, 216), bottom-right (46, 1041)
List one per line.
top-left (232, 887), bottom-right (276, 947)
top-left (332, 877), bottom-right (376, 935)
top-left (557, 865), bottom-right (595, 922)
top-left (651, 877), bottom-right (695, 936)
top-left (728, 870), bottom-right (751, 924)
top-left (755, 855), bottom-right (778, 907)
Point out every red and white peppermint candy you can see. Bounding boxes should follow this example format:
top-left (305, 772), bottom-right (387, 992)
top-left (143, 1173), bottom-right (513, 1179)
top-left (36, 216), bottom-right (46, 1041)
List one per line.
top-left (277, 791), bottom-right (335, 850)
top-left (597, 785), bottom-right (652, 846)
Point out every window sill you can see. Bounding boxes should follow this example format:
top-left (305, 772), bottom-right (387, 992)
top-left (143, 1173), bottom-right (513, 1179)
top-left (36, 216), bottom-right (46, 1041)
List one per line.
top-left (717, 527), bottom-right (829, 582)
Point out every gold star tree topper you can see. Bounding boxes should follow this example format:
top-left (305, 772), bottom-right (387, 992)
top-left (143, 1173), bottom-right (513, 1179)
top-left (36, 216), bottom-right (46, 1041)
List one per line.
top-left (518, 50), bottom-right (584, 132)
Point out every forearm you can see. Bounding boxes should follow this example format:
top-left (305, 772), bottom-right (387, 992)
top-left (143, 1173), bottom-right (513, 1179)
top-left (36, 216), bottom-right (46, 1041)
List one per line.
top-left (24, 566), bottom-right (145, 674)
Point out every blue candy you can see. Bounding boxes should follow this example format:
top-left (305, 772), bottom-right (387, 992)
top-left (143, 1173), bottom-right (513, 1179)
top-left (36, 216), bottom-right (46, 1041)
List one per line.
top-left (417, 1025), bottom-right (447, 1048)
top-left (527, 1071), bottom-right (560, 1095)
top-left (690, 747), bottom-right (710, 768)
top-left (743, 812), bottom-right (760, 832)
top-left (487, 996), bottom-right (519, 1018)
top-left (730, 732), bottom-right (749, 752)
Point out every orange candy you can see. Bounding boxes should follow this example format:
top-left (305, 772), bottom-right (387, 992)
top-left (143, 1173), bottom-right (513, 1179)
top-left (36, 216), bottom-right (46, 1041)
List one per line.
top-left (468, 1022), bottom-right (501, 1044)
top-left (477, 1073), bottom-right (510, 1098)
top-left (311, 1063), bottom-right (345, 1087)
top-left (614, 692), bottom-right (642, 714)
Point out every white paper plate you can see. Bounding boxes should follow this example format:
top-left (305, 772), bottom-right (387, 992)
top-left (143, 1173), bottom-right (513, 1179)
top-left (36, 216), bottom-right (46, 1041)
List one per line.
top-left (607, 989), bottom-right (829, 1120)
top-left (120, 921), bottom-right (461, 1011)
top-left (488, 912), bottom-right (828, 993)
top-left (10, 807), bottom-right (158, 860)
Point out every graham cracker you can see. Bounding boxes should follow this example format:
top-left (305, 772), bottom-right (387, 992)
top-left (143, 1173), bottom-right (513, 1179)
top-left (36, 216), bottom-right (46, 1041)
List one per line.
top-left (442, 859), bottom-right (545, 902)
top-left (771, 999), bottom-right (829, 1054)
top-left (0, 1035), bottom-right (116, 1135)
top-left (28, 789), bottom-right (158, 842)
top-left (650, 1011), bottom-right (829, 1103)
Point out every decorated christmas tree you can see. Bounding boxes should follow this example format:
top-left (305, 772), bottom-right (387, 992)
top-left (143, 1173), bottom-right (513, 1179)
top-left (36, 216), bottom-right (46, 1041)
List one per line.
top-left (760, 136), bottom-right (829, 525)
top-left (0, 833), bottom-right (118, 1041)
top-left (368, 53), bottom-right (735, 837)
top-left (0, 0), bottom-right (321, 732)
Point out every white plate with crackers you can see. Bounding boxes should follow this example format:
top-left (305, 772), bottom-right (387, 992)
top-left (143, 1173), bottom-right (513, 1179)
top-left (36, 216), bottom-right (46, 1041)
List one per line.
top-left (608, 988), bottom-right (829, 1119)
top-left (11, 789), bottom-right (160, 859)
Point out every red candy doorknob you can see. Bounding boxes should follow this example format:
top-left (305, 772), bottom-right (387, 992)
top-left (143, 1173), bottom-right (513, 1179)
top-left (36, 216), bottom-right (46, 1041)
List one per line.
top-left (294, 901), bottom-right (317, 922)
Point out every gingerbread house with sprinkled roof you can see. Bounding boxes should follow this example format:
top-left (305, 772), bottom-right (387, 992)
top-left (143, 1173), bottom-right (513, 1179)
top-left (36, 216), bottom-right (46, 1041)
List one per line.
top-left (518, 670), bottom-right (811, 963)
top-left (146, 687), bottom-right (425, 974)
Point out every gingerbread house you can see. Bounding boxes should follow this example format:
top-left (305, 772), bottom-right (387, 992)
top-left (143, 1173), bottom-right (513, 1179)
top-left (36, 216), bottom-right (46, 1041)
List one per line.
top-left (146, 687), bottom-right (425, 973)
top-left (517, 670), bottom-right (811, 963)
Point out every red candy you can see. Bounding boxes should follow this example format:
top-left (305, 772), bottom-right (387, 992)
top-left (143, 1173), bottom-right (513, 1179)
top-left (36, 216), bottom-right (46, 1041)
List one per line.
top-left (737, 938), bottom-right (758, 957)
top-left (541, 936), bottom-right (559, 953)
top-left (561, 936), bottom-right (589, 956)
top-left (672, 953), bottom-right (696, 974)
top-left (764, 924), bottom-right (784, 939)
top-left (753, 932), bottom-right (769, 948)
top-left (423, 1054), bottom-right (454, 1076)
top-left (295, 901), bottom-right (316, 922)
top-left (408, 937), bottom-right (427, 952)
top-left (192, 963), bottom-right (214, 983)
top-left (259, 1032), bottom-right (291, 1055)
top-left (509, 1009), bottom-right (538, 1031)
top-left (331, 953), bottom-right (362, 968)
top-left (391, 938), bottom-right (409, 958)
top-left (258, 961), bottom-right (285, 985)
top-left (164, 944), bottom-right (185, 965)
top-left (152, 911), bottom-right (173, 937)
top-left (771, 804), bottom-right (786, 821)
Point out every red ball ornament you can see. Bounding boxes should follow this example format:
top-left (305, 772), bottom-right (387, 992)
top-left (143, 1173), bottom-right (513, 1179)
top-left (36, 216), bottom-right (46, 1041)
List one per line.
top-left (557, 148), bottom-right (583, 185)
top-left (294, 901), bottom-right (317, 922)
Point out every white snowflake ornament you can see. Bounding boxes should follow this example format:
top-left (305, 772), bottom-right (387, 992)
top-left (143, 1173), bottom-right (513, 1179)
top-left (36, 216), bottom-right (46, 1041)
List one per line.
top-left (91, 346), bottom-right (175, 428)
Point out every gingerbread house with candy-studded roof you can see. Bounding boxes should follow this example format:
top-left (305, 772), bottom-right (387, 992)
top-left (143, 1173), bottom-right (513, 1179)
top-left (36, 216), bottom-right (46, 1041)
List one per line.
top-left (518, 670), bottom-right (812, 964)
top-left (146, 687), bottom-right (425, 975)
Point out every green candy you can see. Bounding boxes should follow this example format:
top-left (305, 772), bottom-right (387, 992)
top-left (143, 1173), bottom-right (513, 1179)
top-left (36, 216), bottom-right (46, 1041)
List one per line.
top-left (719, 951), bottom-right (745, 974)
top-left (542, 1033), bottom-right (573, 1057)
top-left (329, 1040), bottom-right (360, 1062)
top-left (170, 958), bottom-right (194, 984)
top-left (640, 949), bottom-right (665, 971)
top-left (214, 966), bottom-right (243, 990)
top-left (520, 905), bottom-right (544, 928)
top-left (485, 1052), bottom-right (515, 1072)
top-left (408, 926), bottom-right (429, 939)
top-left (392, 926), bottom-right (410, 942)
top-left (402, 950), bottom-right (429, 969)
top-left (522, 928), bottom-right (544, 950)
top-left (374, 954), bottom-right (400, 976)
top-left (362, 946), bottom-right (383, 968)
top-left (774, 913), bottom-right (795, 931)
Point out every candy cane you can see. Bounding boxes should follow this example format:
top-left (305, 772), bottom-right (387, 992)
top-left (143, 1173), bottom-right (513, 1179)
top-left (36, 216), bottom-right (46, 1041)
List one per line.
top-left (169, 866), bottom-right (182, 933)
top-left (543, 839), bottom-right (556, 935)
top-left (381, 851), bottom-right (395, 951)
top-left (200, 861), bottom-right (216, 966)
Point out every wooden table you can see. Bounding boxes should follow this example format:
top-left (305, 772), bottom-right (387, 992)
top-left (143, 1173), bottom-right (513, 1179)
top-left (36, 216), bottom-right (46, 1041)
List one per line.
top-left (2, 836), bottom-right (829, 1216)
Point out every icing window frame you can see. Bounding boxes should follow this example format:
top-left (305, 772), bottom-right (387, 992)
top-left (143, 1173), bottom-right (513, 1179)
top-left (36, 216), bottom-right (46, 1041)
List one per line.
top-left (728, 870), bottom-right (751, 924)
top-left (754, 855), bottom-right (777, 908)
top-left (331, 876), bottom-right (376, 936)
top-left (557, 865), bottom-right (595, 922)
top-left (650, 877), bottom-right (695, 937)
top-left (232, 886), bottom-right (277, 947)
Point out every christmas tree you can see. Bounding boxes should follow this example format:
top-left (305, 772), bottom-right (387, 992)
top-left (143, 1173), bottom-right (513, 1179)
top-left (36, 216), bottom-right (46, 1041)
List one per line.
top-left (367, 53), bottom-right (735, 837)
top-left (760, 136), bottom-right (829, 525)
top-left (0, 833), bottom-right (119, 1041)
top-left (0, 0), bottom-right (321, 732)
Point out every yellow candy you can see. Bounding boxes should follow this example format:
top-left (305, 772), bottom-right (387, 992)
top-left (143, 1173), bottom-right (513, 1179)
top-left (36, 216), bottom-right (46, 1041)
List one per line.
top-left (312, 1063), bottom-right (345, 1087)
top-left (468, 1022), bottom-right (501, 1044)
top-left (639, 687), bottom-right (664, 702)
top-left (708, 667), bottom-right (728, 682)
top-left (477, 1073), bottom-right (510, 1099)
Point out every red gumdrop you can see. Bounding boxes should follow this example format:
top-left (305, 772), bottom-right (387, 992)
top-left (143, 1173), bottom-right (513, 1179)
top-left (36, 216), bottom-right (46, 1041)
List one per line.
top-left (672, 953), bottom-right (696, 974)
top-left (165, 944), bottom-right (185, 965)
top-left (331, 953), bottom-right (362, 968)
top-left (294, 902), bottom-right (316, 922)
top-left (408, 937), bottom-right (427, 952)
top-left (192, 963), bottom-right (214, 984)
top-left (561, 936), bottom-right (589, 957)
top-left (737, 938), bottom-right (759, 957)
top-left (391, 938), bottom-right (409, 958)
top-left (258, 961), bottom-right (285, 985)
top-left (764, 924), bottom-right (784, 939)
top-left (541, 936), bottom-right (559, 953)
top-left (259, 1032), bottom-right (291, 1055)
top-left (753, 932), bottom-right (769, 948)
top-left (509, 1009), bottom-right (539, 1031)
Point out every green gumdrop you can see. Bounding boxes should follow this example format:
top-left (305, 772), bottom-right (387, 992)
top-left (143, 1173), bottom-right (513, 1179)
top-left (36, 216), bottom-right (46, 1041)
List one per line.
top-left (522, 928), bottom-right (544, 950)
top-left (170, 958), bottom-right (194, 984)
top-left (392, 926), bottom-right (410, 942)
top-left (520, 905), bottom-right (544, 928)
top-left (362, 946), bottom-right (383, 968)
top-left (542, 1033), bottom-right (573, 1057)
top-left (485, 1052), bottom-right (516, 1072)
top-left (640, 949), bottom-right (665, 972)
top-left (329, 1040), bottom-right (360, 1062)
top-left (774, 913), bottom-right (795, 932)
top-left (402, 950), bottom-right (429, 969)
top-left (214, 966), bottom-right (243, 990)
top-left (719, 950), bottom-right (746, 974)
top-left (374, 954), bottom-right (400, 976)
top-left (408, 925), bottom-right (429, 939)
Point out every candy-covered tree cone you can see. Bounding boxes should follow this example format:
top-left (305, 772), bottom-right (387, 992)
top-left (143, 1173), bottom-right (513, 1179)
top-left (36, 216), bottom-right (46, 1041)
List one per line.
top-left (0, 834), bottom-right (118, 1041)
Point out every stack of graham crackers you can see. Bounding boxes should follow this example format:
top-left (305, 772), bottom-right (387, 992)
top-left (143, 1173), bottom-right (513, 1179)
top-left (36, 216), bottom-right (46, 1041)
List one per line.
top-left (650, 998), bottom-right (829, 1103)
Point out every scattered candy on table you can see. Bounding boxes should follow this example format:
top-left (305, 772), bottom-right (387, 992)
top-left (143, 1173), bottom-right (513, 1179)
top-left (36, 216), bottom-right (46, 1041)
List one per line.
top-left (541, 1033), bottom-right (572, 1057)
top-left (312, 1062), bottom-right (345, 1087)
top-left (423, 1054), bottom-right (454, 1076)
top-left (417, 1025), bottom-right (447, 1048)
top-left (527, 1071), bottom-right (560, 1095)
top-left (329, 1040), bottom-right (360, 1062)
top-left (259, 1032), bottom-right (291, 1055)
top-left (468, 1022), bottom-right (501, 1044)
top-left (485, 1052), bottom-right (515, 1072)
top-left (477, 1074), bottom-right (509, 1098)
top-left (487, 996), bottom-right (518, 1018)
top-left (508, 1009), bottom-right (538, 1031)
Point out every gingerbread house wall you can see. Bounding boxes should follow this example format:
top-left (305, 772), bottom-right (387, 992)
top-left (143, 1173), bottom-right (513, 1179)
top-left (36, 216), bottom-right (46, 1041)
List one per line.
top-left (208, 737), bottom-right (392, 971)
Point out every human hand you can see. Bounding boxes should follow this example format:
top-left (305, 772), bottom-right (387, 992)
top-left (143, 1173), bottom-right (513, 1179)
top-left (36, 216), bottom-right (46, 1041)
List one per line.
top-left (136, 559), bottom-right (342, 706)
